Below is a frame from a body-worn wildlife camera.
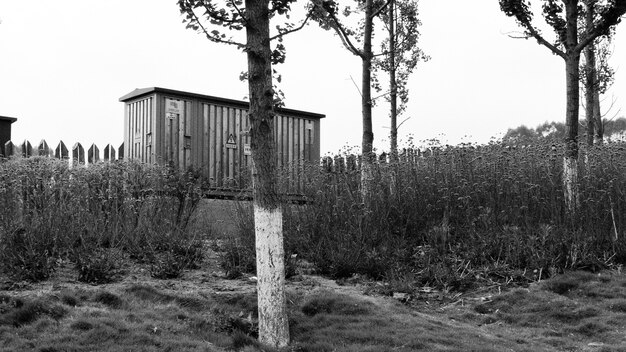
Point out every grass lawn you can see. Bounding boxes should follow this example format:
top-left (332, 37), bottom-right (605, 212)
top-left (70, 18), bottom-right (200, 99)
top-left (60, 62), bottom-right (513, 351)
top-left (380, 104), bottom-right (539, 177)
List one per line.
top-left (1, 247), bottom-right (626, 351)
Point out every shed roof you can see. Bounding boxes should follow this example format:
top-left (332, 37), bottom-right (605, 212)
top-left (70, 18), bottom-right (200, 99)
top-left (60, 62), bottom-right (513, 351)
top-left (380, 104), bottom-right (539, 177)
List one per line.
top-left (0, 116), bottom-right (17, 123)
top-left (120, 87), bottom-right (325, 119)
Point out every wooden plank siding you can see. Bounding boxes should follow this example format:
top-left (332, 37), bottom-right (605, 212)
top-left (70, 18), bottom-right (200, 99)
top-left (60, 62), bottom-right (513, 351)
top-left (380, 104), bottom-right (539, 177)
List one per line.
top-left (124, 96), bottom-right (154, 163)
top-left (120, 87), bottom-right (324, 194)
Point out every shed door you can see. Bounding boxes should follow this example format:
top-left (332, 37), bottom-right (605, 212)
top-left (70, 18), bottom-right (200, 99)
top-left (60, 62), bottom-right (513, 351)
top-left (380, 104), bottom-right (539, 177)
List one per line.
top-left (164, 98), bottom-right (191, 169)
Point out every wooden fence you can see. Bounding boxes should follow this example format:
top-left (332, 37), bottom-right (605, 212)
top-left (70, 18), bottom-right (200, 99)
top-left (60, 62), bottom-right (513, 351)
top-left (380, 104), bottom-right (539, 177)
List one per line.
top-left (1, 139), bottom-right (124, 165)
top-left (320, 149), bottom-right (430, 173)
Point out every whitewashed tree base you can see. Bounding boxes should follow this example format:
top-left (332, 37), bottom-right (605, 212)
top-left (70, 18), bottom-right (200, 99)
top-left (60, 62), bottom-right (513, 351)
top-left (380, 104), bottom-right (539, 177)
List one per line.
top-left (254, 205), bottom-right (289, 347)
top-left (563, 157), bottom-right (579, 213)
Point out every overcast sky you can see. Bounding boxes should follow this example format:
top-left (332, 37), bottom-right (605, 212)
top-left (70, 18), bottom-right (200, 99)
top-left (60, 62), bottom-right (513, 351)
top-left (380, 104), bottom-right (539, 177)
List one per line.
top-left (1, 1), bottom-right (625, 155)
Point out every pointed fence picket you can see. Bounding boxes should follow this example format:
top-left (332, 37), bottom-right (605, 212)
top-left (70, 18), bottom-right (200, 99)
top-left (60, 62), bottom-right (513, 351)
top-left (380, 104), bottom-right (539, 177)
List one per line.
top-left (320, 148), bottom-right (430, 174)
top-left (1, 139), bottom-right (124, 166)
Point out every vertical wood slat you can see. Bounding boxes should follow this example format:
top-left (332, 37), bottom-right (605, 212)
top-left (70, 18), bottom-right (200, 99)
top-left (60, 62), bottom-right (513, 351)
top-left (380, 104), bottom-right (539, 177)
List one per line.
top-left (185, 101), bottom-right (192, 169)
top-left (139, 99), bottom-right (143, 162)
top-left (288, 117), bottom-right (295, 192)
top-left (154, 96), bottom-right (162, 163)
top-left (243, 111), bottom-right (249, 168)
top-left (288, 117), bottom-right (294, 166)
top-left (224, 107), bottom-right (230, 183)
top-left (275, 115), bottom-right (282, 167)
top-left (145, 98), bottom-right (150, 163)
top-left (192, 101), bottom-right (200, 169)
top-left (143, 99), bottom-right (147, 163)
top-left (299, 118), bottom-right (305, 193)
top-left (282, 115), bottom-right (288, 167)
top-left (209, 105), bottom-right (216, 183)
top-left (313, 119), bottom-right (321, 163)
top-left (130, 101), bottom-right (135, 159)
top-left (141, 99), bottom-right (145, 162)
top-left (140, 99), bottom-right (144, 163)
top-left (234, 108), bottom-right (241, 187)
top-left (128, 103), bottom-right (133, 159)
top-left (216, 106), bottom-right (223, 187)
top-left (174, 109), bottom-right (179, 166)
top-left (178, 103), bottom-right (184, 170)
top-left (123, 103), bottom-right (129, 161)
top-left (149, 98), bottom-right (154, 162)
top-left (306, 120), bottom-right (313, 162)
top-left (228, 108), bottom-right (235, 184)
top-left (165, 110), bottom-right (172, 164)
top-left (203, 104), bottom-right (210, 178)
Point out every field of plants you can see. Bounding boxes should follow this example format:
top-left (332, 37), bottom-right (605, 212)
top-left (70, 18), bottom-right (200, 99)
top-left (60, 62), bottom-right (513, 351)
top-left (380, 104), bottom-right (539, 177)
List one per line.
top-left (2, 140), bottom-right (626, 291)
top-left (227, 140), bottom-right (626, 290)
top-left (0, 157), bottom-right (208, 284)
top-left (1, 139), bottom-right (626, 351)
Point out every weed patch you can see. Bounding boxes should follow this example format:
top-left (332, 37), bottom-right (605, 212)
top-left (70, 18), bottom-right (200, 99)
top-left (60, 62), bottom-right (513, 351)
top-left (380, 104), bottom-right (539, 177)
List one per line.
top-left (0, 298), bottom-right (66, 327)
top-left (93, 291), bottom-right (123, 309)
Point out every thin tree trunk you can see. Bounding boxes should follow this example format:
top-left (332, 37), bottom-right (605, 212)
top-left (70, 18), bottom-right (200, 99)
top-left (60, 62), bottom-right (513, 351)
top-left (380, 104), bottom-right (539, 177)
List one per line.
top-left (584, 43), bottom-right (596, 146)
top-left (563, 1), bottom-right (580, 214)
top-left (360, 0), bottom-right (375, 201)
top-left (244, 0), bottom-right (289, 347)
top-left (584, 1), bottom-right (603, 146)
top-left (388, 0), bottom-right (398, 195)
top-left (585, 0), bottom-right (604, 145)
top-left (593, 89), bottom-right (603, 144)
top-left (388, 0), bottom-right (398, 163)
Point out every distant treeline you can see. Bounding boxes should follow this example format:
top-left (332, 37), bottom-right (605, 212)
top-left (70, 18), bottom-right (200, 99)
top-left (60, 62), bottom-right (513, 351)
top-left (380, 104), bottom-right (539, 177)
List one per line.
top-left (504, 117), bottom-right (626, 142)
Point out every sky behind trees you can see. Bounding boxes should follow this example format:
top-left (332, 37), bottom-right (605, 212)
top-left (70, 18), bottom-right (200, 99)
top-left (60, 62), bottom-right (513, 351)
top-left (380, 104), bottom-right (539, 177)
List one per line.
top-left (0, 1), bottom-right (625, 154)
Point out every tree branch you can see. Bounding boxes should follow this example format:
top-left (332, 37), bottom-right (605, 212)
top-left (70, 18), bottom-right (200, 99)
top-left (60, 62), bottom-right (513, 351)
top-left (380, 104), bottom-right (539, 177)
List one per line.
top-left (576, 1), bottom-right (626, 53)
top-left (522, 23), bottom-right (567, 59)
top-left (228, 0), bottom-right (247, 24)
top-left (269, 11), bottom-right (312, 41)
top-left (186, 4), bottom-right (246, 48)
top-left (371, 0), bottom-right (392, 19)
top-left (330, 16), bottom-right (363, 57)
top-left (313, 1), bottom-right (363, 57)
top-left (200, 2), bottom-right (243, 25)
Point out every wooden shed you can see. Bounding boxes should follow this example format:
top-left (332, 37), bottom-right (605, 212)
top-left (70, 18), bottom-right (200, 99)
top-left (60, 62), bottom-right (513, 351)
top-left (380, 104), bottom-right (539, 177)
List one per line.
top-left (119, 87), bottom-right (324, 190)
top-left (0, 116), bottom-right (17, 157)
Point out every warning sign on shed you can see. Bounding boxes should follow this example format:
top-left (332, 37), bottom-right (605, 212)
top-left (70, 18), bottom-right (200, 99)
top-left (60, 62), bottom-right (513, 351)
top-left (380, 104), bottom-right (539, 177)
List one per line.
top-left (225, 133), bottom-right (237, 149)
top-left (165, 99), bottom-right (184, 114)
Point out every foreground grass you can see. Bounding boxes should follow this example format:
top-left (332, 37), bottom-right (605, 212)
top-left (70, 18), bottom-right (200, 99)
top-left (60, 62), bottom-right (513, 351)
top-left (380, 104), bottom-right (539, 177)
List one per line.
top-left (0, 285), bottom-right (247, 352)
top-left (445, 270), bottom-right (626, 351)
top-left (3, 264), bottom-right (626, 351)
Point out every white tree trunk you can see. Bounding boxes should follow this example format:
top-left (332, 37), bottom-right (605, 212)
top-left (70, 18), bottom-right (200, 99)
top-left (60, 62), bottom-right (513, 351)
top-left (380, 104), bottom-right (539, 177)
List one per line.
top-left (360, 157), bottom-right (374, 201)
top-left (254, 205), bottom-right (289, 347)
top-left (563, 156), bottom-right (579, 213)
